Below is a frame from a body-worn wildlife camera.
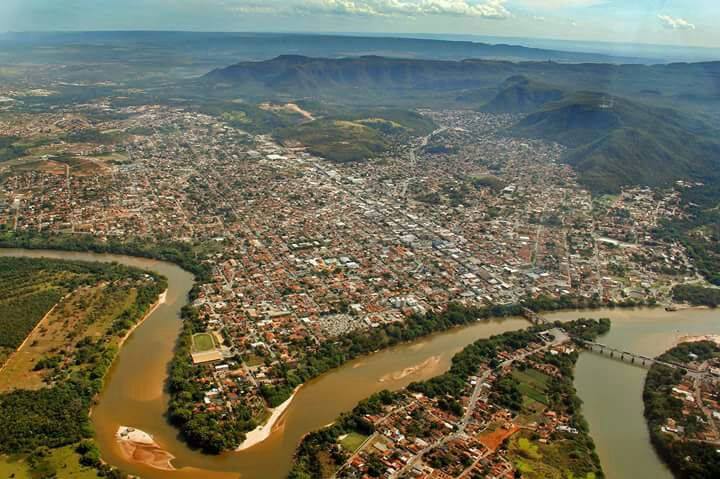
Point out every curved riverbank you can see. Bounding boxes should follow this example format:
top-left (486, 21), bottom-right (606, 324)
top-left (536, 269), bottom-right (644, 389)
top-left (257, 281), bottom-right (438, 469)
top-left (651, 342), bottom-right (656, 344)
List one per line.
top-left (117, 290), bottom-right (167, 350)
top-left (641, 340), bottom-right (720, 479)
top-left (0, 247), bottom-right (531, 479)
top-left (567, 307), bottom-right (720, 479)
top-left (237, 386), bottom-right (300, 452)
top-left (3, 247), bottom-right (718, 479)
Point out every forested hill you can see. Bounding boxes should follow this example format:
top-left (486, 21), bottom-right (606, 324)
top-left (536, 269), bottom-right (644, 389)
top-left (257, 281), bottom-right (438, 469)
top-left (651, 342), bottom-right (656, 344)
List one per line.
top-left (205, 56), bottom-right (720, 194)
top-left (511, 92), bottom-right (720, 192)
top-left (204, 56), bottom-right (720, 101)
top-left (480, 75), bottom-right (565, 113)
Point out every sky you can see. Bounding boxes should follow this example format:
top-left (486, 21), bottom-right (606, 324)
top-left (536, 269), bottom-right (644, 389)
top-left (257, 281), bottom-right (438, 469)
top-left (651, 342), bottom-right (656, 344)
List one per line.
top-left (1, 0), bottom-right (719, 48)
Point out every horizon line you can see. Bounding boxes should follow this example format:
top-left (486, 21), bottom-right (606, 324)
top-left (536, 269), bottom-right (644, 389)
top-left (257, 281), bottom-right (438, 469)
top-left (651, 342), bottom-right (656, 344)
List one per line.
top-left (1, 29), bottom-right (719, 52)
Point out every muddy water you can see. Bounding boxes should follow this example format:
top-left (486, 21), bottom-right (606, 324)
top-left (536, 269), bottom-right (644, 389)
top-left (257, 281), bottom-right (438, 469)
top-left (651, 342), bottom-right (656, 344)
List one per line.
top-left (4, 248), bottom-right (718, 479)
top-left (550, 307), bottom-right (720, 479)
top-left (0, 248), bottom-right (527, 479)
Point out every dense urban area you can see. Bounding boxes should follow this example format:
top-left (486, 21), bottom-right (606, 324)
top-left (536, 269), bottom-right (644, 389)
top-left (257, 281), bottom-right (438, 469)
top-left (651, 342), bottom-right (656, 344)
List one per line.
top-left (2, 32), bottom-right (720, 478)
top-left (289, 319), bottom-right (610, 479)
top-left (0, 97), bottom-right (715, 457)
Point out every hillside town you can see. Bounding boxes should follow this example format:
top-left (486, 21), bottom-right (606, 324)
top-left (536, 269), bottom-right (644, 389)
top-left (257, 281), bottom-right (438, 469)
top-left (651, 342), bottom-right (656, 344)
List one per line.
top-left (0, 104), bottom-right (704, 446)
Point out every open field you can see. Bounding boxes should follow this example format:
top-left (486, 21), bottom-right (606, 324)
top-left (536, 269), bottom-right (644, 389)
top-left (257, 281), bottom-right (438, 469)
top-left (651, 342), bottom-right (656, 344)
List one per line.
top-left (0, 454), bottom-right (30, 479)
top-left (192, 332), bottom-right (217, 352)
top-left (477, 423), bottom-right (520, 452)
top-left (0, 284), bottom-right (136, 392)
top-left (1, 445), bottom-right (101, 479)
top-left (509, 433), bottom-right (597, 479)
top-left (277, 119), bottom-right (388, 163)
top-left (243, 352), bottom-right (266, 367)
top-left (339, 432), bottom-right (368, 453)
top-left (512, 368), bottom-right (550, 407)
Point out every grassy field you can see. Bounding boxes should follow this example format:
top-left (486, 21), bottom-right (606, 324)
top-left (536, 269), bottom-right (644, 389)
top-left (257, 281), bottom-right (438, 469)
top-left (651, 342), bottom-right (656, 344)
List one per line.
top-left (339, 432), bottom-right (368, 453)
top-left (192, 332), bottom-right (217, 352)
top-left (512, 368), bottom-right (550, 407)
top-left (276, 119), bottom-right (388, 163)
top-left (0, 284), bottom-right (136, 392)
top-left (0, 454), bottom-right (31, 479)
top-left (509, 433), bottom-right (597, 479)
top-left (243, 352), bottom-right (266, 367)
top-left (1, 445), bottom-right (101, 479)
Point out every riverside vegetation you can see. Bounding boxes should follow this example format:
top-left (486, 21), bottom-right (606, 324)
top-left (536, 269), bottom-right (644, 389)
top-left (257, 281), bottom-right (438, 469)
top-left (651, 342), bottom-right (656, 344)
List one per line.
top-left (288, 318), bottom-right (610, 479)
top-left (0, 256), bottom-right (167, 479)
top-left (643, 341), bottom-right (720, 479)
top-left (166, 287), bottom-right (639, 454)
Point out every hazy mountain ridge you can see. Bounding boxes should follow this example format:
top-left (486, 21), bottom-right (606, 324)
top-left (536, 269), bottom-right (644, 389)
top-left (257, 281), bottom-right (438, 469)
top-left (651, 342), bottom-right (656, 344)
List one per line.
top-left (206, 56), bottom-right (720, 193)
top-left (511, 92), bottom-right (720, 192)
top-left (205, 55), bottom-right (512, 91)
top-left (0, 31), bottom-right (640, 64)
top-left (480, 76), bottom-right (565, 113)
top-left (205, 55), bottom-right (720, 106)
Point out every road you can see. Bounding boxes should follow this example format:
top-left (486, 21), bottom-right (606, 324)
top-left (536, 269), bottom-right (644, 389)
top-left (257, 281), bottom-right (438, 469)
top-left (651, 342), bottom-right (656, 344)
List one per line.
top-left (391, 330), bottom-right (568, 478)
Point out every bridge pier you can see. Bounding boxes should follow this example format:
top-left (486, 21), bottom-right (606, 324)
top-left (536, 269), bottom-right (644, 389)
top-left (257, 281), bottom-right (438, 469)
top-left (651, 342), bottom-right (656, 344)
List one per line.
top-left (582, 341), bottom-right (674, 372)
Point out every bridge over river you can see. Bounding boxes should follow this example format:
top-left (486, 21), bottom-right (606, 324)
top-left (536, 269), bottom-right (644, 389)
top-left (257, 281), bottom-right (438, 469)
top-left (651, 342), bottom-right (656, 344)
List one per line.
top-left (581, 340), bottom-right (702, 375)
top-left (522, 307), bottom-right (551, 325)
top-left (521, 308), bottom-right (703, 375)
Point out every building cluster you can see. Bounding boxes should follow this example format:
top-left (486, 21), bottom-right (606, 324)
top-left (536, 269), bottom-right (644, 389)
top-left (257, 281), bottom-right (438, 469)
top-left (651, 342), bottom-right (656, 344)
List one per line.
top-left (660, 348), bottom-right (720, 445)
top-left (334, 330), bottom-right (583, 479)
top-left (0, 104), bottom-right (702, 433)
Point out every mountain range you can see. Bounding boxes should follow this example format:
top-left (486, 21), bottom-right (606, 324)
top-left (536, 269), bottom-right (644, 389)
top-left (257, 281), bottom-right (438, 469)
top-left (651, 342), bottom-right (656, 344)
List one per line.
top-left (204, 55), bottom-right (720, 193)
top-left (204, 55), bottom-right (720, 110)
top-left (508, 90), bottom-right (720, 192)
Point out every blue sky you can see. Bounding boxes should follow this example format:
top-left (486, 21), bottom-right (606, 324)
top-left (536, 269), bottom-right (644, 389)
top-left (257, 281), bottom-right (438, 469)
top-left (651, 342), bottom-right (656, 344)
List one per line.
top-left (1, 0), bottom-right (718, 48)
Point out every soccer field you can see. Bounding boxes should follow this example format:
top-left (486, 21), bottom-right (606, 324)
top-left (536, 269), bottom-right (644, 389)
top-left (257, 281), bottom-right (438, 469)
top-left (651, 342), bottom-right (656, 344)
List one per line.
top-left (192, 333), bottom-right (216, 352)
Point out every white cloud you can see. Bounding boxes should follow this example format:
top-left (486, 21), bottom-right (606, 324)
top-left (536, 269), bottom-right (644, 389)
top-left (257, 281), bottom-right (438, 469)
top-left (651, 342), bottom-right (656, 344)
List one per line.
top-left (231, 0), bottom-right (511, 19)
top-left (512, 0), bottom-right (603, 8)
top-left (657, 14), bottom-right (695, 31)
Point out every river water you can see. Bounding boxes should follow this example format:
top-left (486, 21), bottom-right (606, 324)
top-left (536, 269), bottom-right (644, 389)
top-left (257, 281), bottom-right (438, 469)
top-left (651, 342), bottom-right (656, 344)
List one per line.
top-left (2, 248), bottom-right (718, 479)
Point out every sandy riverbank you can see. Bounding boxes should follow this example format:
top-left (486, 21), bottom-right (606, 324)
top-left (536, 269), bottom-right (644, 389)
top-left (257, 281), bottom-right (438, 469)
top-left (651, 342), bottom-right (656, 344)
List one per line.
top-left (116, 426), bottom-right (175, 471)
top-left (378, 355), bottom-right (440, 383)
top-left (676, 334), bottom-right (720, 346)
top-left (117, 290), bottom-right (167, 349)
top-left (236, 386), bottom-right (300, 451)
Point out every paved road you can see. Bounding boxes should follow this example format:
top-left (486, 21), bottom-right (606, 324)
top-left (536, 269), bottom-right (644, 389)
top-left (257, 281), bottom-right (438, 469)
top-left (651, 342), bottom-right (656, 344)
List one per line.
top-left (392, 330), bottom-right (568, 478)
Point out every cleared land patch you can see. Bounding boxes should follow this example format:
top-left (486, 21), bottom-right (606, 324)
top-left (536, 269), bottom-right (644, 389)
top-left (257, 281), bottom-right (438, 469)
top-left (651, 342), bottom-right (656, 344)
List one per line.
top-left (0, 256), bottom-right (166, 479)
top-left (192, 332), bottom-right (217, 352)
top-left (509, 432), bottom-right (597, 479)
top-left (276, 119), bottom-right (388, 163)
top-left (0, 283), bottom-right (137, 392)
top-left (339, 432), bottom-right (368, 453)
top-left (477, 423), bottom-right (520, 452)
top-left (512, 368), bottom-right (550, 407)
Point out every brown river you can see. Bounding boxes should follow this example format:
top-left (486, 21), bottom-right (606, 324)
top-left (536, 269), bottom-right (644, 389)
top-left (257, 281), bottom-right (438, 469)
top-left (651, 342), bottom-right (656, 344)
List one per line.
top-left (2, 248), bottom-right (719, 479)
